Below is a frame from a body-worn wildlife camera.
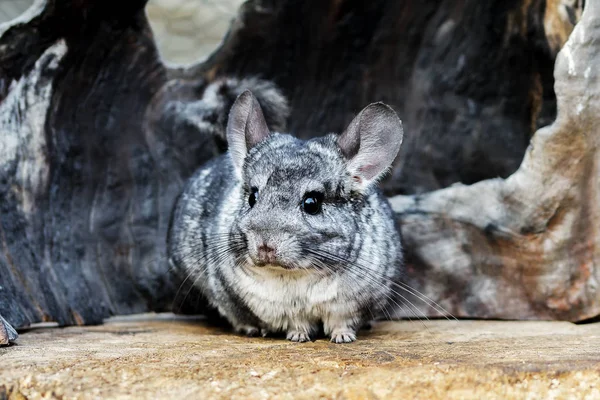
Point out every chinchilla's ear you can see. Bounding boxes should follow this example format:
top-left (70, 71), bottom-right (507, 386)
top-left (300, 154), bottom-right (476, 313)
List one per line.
top-left (337, 102), bottom-right (403, 192)
top-left (226, 90), bottom-right (270, 177)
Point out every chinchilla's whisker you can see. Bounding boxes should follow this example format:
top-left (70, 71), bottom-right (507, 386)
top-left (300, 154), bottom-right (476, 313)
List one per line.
top-left (346, 265), bottom-right (428, 328)
top-left (390, 281), bottom-right (457, 321)
top-left (133, 233), bottom-right (244, 278)
top-left (173, 243), bottom-right (243, 309)
top-left (306, 248), bottom-right (431, 328)
top-left (313, 245), bottom-right (454, 321)
top-left (348, 266), bottom-right (427, 326)
top-left (351, 250), bottom-right (456, 320)
top-left (307, 249), bottom-right (389, 330)
top-left (306, 248), bottom-right (411, 325)
top-left (306, 258), bottom-right (329, 280)
top-left (311, 256), bottom-right (371, 317)
top-left (351, 254), bottom-right (455, 320)
top-left (172, 268), bottom-right (198, 306)
top-left (345, 260), bottom-right (431, 324)
top-left (340, 263), bottom-right (391, 322)
top-left (175, 269), bottom-right (208, 312)
top-left (174, 247), bottom-right (239, 309)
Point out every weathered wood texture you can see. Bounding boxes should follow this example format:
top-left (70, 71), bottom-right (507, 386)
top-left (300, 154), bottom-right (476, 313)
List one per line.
top-left (185, 0), bottom-right (577, 195)
top-left (0, 0), bottom-right (590, 340)
top-left (392, 0), bottom-right (599, 321)
top-left (0, 0), bottom-right (177, 335)
top-left (2, 316), bottom-right (600, 399)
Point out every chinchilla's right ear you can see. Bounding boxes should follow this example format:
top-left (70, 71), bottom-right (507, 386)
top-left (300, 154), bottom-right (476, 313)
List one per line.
top-left (337, 102), bottom-right (404, 192)
top-left (226, 90), bottom-right (271, 178)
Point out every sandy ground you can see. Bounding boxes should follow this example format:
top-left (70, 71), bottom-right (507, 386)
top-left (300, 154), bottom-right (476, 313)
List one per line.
top-left (1, 314), bottom-right (599, 399)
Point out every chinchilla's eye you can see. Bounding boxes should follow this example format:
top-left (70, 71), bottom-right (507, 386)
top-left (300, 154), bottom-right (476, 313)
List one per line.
top-left (248, 187), bottom-right (258, 207)
top-left (302, 192), bottom-right (323, 215)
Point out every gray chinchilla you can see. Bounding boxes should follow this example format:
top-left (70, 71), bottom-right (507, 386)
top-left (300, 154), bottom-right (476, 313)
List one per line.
top-left (168, 89), bottom-right (404, 343)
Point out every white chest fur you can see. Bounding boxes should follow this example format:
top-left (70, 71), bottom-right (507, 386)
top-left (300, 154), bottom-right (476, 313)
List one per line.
top-left (232, 266), bottom-right (350, 331)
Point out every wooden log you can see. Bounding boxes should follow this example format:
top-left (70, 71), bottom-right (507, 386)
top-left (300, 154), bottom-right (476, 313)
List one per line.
top-left (0, 0), bottom-right (590, 339)
top-left (0, 0), bottom-right (182, 333)
top-left (391, 0), bottom-right (599, 321)
top-left (193, 0), bottom-right (578, 195)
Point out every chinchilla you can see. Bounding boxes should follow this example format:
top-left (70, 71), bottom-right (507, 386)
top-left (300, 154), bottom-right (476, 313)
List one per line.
top-left (168, 89), bottom-right (404, 343)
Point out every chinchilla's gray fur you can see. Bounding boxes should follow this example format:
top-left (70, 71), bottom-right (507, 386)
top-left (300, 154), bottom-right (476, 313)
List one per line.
top-left (168, 87), bottom-right (404, 343)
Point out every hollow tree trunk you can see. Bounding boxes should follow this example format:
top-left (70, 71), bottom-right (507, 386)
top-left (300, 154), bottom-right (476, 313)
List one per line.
top-left (0, 0), bottom-right (592, 344)
top-left (391, 0), bottom-right (600, 321)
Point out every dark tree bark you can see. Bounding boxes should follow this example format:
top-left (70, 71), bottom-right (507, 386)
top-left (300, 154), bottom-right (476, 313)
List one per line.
top-left (189, 0), bottom-right (573, 194)
top-left (0, 0), bottom-right (591, 344)
top-left (0, 0), bottom-right (176, 335)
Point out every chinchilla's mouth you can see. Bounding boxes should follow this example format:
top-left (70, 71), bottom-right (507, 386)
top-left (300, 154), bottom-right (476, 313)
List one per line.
top-left (254, 261), bottom-right (294, 270)
top-left (247, 259), bottom-right (304, 272)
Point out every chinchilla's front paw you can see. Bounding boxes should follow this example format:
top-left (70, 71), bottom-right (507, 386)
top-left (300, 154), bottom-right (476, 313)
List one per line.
top-left (0, 314), bottom-right (18, 346)
top-left (330, 328), bottom-right (357, 344)
top-left (286, 330), bottom-right (312, 343)
top-left (234, 324), bottom-right (262, 337)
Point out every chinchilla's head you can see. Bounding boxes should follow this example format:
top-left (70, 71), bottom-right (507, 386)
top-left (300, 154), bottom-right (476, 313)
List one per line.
top-left (226, 90), bottom-right (403, 272)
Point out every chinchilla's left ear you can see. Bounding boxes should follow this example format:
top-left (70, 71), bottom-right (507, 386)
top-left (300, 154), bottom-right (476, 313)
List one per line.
top-left (337, 102), bottom-right (404, 191)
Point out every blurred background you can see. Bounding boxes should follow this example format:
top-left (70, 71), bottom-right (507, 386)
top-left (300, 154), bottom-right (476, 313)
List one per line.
top-left (0, 0), bottom-right (243, 64)
top-left (0, 0), bottom-right (30, 22)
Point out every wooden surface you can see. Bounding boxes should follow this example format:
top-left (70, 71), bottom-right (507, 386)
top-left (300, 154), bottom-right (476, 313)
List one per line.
top-left (1, 315), bottom-right (599, 399)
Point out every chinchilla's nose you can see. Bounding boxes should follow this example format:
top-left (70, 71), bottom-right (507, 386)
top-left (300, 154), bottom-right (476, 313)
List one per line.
top-left (257, 242), bottom-right (277, 264)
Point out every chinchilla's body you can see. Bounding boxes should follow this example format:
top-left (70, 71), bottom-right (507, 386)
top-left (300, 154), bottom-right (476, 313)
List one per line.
top-left (168, 87), bottom-right (404, 343)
